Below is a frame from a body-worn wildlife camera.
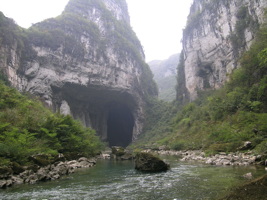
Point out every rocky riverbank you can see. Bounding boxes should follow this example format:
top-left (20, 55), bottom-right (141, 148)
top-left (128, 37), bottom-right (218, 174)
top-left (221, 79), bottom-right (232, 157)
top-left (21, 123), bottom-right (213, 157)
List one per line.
top-left (3, 148), bottom-right (265, 189)
top-left (0, 147), bottom-right (133, 189)
top-left (143, 149), bottom-right (267, 166)
top-left (0, 157), bottom-right (96, 189)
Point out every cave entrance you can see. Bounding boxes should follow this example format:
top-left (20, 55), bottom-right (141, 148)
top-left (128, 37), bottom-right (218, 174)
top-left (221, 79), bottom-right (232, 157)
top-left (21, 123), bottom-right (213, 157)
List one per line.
top-left (107, 104), bottom-right (134, 147)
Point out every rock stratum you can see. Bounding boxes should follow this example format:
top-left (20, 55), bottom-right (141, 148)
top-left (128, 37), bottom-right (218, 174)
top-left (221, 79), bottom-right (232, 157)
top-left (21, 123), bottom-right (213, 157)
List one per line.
top-left (0, 0), bottom-right (157, 147)
top-left (177, 0), bottom-right (267, 101)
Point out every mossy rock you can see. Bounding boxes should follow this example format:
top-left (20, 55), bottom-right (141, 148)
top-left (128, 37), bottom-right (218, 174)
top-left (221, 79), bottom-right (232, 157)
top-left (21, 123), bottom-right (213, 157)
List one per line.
top-left (220, 174), bottom-right (267, 200)
top-left (111, 146), bottom-right (125, 157)
top-left (11, 162), bottom-right (24, 175)
top-left (135, 152), bottom-right (170, 172)
top-left (29, 155), bottom-right (51, 167)
top-left (0, 166), bottom-right (13, 178)
top-left (64, 152), bottom-right (85, 160)
top-left (52, 154), bottom-right (66, 163)
top-left (26, 164), bottom-right (39, 173)
top-left (120, 153), bottom-right (133, 160)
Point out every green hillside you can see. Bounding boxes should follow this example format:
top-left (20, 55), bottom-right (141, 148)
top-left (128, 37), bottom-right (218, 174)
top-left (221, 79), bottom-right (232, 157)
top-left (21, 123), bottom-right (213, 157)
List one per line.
top-left (149, 54), bottom-right (179, 102)
top-left (0, 78), bottom-right (103, 167)
top-left (132, 24), bottom-right (267, 158)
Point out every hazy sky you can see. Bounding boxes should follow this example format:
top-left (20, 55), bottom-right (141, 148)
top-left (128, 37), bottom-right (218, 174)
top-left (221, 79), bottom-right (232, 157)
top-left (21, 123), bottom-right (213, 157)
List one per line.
top-left (0, 0), bottom-right (192, 61)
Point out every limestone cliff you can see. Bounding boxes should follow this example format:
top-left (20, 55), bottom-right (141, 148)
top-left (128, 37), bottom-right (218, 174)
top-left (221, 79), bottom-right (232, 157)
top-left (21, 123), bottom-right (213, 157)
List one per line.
top-left (177, 0), bottom-right (267, 101)
top-left (0, 0), bottom-right (157, 147)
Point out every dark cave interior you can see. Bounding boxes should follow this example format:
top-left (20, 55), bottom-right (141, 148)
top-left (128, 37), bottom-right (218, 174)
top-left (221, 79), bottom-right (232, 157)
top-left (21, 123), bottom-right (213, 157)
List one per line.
top-left (59, 84), bottom-right (137, 148)
top-left (107, 104), bottom-right (134, 147)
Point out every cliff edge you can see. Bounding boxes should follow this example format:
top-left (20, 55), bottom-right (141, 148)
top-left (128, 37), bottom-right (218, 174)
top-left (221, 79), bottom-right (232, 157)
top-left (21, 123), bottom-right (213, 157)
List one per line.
top-left (0, 0), bottom-right (157, 147)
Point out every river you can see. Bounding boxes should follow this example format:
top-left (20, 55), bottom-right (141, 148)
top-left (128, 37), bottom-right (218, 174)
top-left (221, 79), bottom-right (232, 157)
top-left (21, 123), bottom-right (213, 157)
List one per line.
top-left (0, 156), bottom-right (266, 200)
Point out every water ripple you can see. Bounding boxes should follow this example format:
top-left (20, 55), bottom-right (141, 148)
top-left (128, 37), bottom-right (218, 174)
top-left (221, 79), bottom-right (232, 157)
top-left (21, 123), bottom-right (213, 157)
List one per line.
top-left (0, 158), bottom-right (266, 200)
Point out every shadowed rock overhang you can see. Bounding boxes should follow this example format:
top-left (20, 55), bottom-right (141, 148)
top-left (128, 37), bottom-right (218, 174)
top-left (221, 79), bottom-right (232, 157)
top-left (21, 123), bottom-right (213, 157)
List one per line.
top-left (51, 83), bottom-right (139, 147)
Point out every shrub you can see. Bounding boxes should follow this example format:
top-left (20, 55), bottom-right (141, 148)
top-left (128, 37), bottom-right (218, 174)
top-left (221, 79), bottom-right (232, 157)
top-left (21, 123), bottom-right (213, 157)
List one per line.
top-left (0, 82), bottom-right (104, 165)
top-left (170, 140), bottom-right (186, 151)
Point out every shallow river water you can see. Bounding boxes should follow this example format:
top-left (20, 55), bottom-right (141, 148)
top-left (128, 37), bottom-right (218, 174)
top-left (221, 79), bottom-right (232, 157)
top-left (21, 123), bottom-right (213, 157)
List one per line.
top-left (0, 156), bottom-right (266, 200)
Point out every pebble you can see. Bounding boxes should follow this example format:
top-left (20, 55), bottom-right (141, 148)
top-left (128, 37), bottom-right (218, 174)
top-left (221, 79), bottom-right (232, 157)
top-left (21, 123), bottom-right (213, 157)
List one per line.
top-left (243, 172), bottom-right (253, 179)
top-left (0, 157), bottom-right (96, 189)
top-left (145, 150), bottom-right (263, 166)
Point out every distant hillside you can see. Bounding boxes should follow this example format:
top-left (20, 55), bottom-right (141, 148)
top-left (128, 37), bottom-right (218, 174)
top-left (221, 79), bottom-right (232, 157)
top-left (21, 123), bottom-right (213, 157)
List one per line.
top-left (149, 54), bottom-right (179, 102)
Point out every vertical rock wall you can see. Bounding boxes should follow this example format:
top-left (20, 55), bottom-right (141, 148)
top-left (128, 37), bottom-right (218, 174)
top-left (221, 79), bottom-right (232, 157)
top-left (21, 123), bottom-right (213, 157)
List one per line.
top-left (178, 0), bottom-right (267, 101)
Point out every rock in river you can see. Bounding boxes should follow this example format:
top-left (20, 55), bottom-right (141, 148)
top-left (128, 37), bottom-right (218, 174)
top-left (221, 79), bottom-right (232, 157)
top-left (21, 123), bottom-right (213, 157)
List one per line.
top-left (135, 152), bottom-right (170, 172)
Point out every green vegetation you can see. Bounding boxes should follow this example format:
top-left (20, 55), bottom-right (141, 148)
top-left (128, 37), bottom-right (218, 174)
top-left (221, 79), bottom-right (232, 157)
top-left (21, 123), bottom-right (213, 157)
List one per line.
top-left (0, 12), bottom-right (25, 51)
top-left (183, 11), bottom-right (202, 38)
top-left (0, 81), bottom-right (103, 166)
top-left (28, 12), bottom-right (101, 59)
top-left (149, 54), bottom-right (179, 102)
top-left (0, 70), bottom-right (10, 86)
top-left (0, 11), bottom-right (37, 63)
top-left (131, 97), bottom-right (177, 149)
top-left (184, 0), bottom-right (230, 38)
top-left (157, 75), bottom-right (176, 101)
top-left (230, 6), bottom-right (259, 57)
top-left (133, 24), bottom-right (267, 157)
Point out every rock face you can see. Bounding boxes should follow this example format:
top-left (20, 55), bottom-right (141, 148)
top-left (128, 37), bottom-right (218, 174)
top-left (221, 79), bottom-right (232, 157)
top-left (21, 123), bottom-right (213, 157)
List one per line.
top-left (149, 54), bottom-right (179, 102)
top-left (135, 152), bottom-right (170, 172)
top-left (177, 0), bottom-right (267, 101)
top-left (0, 0), bottom-right (157, 147)
top-left (0, 12), bottom-right (28, 90)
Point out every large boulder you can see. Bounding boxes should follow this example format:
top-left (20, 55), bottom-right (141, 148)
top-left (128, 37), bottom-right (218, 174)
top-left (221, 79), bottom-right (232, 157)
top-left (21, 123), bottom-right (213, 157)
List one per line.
top-left (111, 146), bottom-right (133, 160)
top-left (135, 152), bottom-right (170, 172)
top-left (111, 146), bottom-right (125, 157)
top-left (238, 141), bottom-right (252, 151)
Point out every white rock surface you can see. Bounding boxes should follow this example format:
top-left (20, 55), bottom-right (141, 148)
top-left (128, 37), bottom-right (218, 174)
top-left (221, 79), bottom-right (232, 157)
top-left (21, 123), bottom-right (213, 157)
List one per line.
top-left (180, 0), bottom-right (267, 101)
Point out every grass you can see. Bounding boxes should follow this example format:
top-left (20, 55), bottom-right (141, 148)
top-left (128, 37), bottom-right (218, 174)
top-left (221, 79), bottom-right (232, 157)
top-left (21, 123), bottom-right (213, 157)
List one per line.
top-left (0, 79), bottom-right (104, 166)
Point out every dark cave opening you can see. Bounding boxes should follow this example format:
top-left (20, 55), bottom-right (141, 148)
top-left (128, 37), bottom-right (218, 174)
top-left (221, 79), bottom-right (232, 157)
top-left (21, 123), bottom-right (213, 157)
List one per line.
top-left (107, 104), bottom-right (134, 147)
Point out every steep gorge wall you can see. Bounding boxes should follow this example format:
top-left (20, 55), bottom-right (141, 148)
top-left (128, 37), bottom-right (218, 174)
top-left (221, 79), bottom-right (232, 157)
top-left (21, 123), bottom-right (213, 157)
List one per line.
top-left (0, 0), bottom-right (157, 147)
top-left (177, 0), bottom-right (267, 101)
top-left (0, 13), bottom-right (28, 90)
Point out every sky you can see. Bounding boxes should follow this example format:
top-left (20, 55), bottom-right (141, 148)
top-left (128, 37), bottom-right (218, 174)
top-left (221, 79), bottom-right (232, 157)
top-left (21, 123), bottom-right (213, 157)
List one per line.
top-left (0, 0), bottom-right (193, 61)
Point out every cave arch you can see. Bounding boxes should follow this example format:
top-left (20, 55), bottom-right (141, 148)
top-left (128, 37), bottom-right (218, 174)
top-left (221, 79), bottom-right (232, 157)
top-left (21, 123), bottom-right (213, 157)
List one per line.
top-left (57, 84), bottom-right (140, 146)
top-left (107, 103), bottom-right (134, 147)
